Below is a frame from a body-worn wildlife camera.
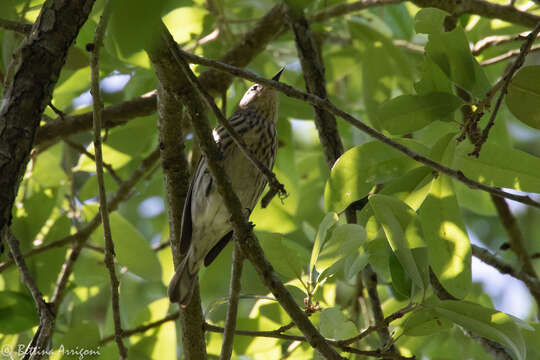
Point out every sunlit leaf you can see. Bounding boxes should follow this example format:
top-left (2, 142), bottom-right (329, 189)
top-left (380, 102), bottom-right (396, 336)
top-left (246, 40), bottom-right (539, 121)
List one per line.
top-left (319, 307), bottom-right (357, 340)
top-left (324, 140), bottom-right (429, 213)
top-left (419, 175), bottom-right (471, 299)
top-left (74, 143), bottom-right (132, 172)
top-left (435, 300), bottom-right (527, 360)
top-left (453, 142), bottom-right (540, 193)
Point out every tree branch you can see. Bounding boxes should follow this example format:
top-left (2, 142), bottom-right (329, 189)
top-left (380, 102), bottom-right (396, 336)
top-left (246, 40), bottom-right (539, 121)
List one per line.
top-left (286, 4), bottom-right (397, 355)
top-left (220, 242), bottom-right (244, 360)
top-left (176, 50), bottom-right (540, 210)
top-left (472, 31), bottom-right (540, 55)
top-left (480, 44), bottom-right (540, 66)
top-left (101, 312), bottom-right (181, 344)
top-left (161, 24), bottom-right (344, 360)
top-left (0, 0), bottom-right (96, 255)
top-left (146, 24), bottom-right (208, 360)
top-left (491, 196), bottom-right (540, 307)
top-left (471, 21), bottom-right (540, 157)
top-left (472, 244), bottom-right (540, 294)
top-left (63, 138), bottom-right (123, 184)
top-left (89, 2), bottom-right (127, 357)
top-left (35, 0), bottom-right (540, 149)
top-left (410, 0), bottom-right (540, 28)
top-left (0, 17), bottom-right (32, 34)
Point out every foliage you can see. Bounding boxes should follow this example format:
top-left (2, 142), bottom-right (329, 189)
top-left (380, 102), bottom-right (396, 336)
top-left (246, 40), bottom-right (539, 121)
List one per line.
top-left (1, 0), bottom-right (540, 359)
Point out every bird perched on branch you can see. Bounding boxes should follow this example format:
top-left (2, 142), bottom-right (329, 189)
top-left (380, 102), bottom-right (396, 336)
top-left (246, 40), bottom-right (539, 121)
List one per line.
top-left (168, 68), bottom-right (284, 306)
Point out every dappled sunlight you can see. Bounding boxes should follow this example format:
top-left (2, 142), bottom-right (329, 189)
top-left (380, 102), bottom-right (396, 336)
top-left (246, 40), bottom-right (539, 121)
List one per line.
top-left (438, 221), bottom-right (471, 279)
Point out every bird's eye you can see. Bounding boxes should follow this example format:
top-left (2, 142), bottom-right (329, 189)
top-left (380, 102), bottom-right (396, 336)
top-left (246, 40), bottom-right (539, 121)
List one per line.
top-left (252, 85), bottom-right (260, 91)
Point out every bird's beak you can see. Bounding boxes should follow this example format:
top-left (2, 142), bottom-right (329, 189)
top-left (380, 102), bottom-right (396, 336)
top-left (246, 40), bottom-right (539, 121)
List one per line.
top-left (271, 67), bottom-right (285, 81)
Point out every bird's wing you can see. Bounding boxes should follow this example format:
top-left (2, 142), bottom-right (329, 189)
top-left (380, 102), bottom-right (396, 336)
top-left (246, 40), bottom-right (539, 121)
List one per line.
top-left (179, 159), bottom-right (204, 254)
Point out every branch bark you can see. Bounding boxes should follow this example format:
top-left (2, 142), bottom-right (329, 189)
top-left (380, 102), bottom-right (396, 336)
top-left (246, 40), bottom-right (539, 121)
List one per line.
top-left (0, 0), bottom-right (96, 254)
top-left (146, 25), bottom-right (208, 360)
top-left (89, 1), bottom-right (127, 357)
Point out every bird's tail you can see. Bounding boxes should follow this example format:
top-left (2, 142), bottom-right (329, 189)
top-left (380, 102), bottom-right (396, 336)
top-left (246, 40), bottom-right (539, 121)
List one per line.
top-left (168, 253), bottom-right (199, 307)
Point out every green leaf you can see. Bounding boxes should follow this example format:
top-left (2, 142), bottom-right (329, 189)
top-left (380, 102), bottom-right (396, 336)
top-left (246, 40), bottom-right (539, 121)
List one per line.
top-left (453, 142), bottom-right (540, 193)
top-left (378, 92), bottom-right (463, 135)
top-left (506, 65), bottom-right (540, 129)
top-left (316, 224), bottom-right (367, 282)
top-left (419, 175), bottom-right (471, 299)
top-left (59, 321), bottom-right (101, 359)
top-left (0, 291), bottom-right (38, 334)
top-left (163, 6), bottom-right (210, 44)
top-left (110, 0), bottom-right (167, 57)
top-left (401, 307), bottom-right (453, 336)
top-left (415, 57), bottom-right (453, 95)
top-left (258, 232), bottom-right (309, 280)
top-left (108, 212), bottom-right (162, 282)
top-left (370, 194), bottom-right (427, 295)
top-left (435, 300), bottom-right (527, 360)
top-left (414, 8), bottom-right (447, 34)
top-left (324, 139), bottom-right (428, 213)
top-left (425, 26), bottom-right (490, 98)
top-left (389, 251), bottom-right (411, 299)
top-left (319, 307), bottom-right (357, 340)
top-left (309, 213), bottom-right (339, 278)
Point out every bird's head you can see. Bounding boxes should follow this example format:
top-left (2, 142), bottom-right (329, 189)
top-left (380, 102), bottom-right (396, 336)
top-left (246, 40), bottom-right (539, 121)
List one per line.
top-left (238, 68), bottom-right (284, 121)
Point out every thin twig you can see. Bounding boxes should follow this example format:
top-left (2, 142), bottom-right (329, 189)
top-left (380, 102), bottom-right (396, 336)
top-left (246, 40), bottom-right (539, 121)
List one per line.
top-left (473, 31), bottom-right (540, 55)
top-left (472, 245), bottom-right (540, 292)
top-left (337, 304), bottom-right (416, 346)
top-left (205, 322), bottom-right (415, 359)
top-left (89, 2), bottom-right (127, 357)
top-left (220, 241), bottom-right (245, 360)
top-left (63, 138), bottom-right (123, 184)
top-left (0, 17), bottom-right (32, 33)
top-left (177, 48), bottom-right (540, 208)
top-left (4, 229), bottom-right (55, 347)
top-left (101, 312), bottom-right (181, 344)
top-left (480, 44), bottom-right (540, 66)
top-left (471, 21), bottom-right (540, 157)
top-left (362, 265), bottom-right (398, 354)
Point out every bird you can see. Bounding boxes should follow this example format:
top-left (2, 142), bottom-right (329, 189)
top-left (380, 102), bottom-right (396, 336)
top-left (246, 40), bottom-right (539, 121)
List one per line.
top-left (168, 68), bottom-right (284, 306)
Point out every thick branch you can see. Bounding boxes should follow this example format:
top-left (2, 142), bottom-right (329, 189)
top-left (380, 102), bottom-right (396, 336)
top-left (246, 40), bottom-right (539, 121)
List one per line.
top-left (162, 26), bottom-right (343, 360)
top-left (286, 4), bottom-right (343, 167)
top-left (146, 27), bottom-right (208, 360)
top-left (0, 0), bottom-right (96, 252)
